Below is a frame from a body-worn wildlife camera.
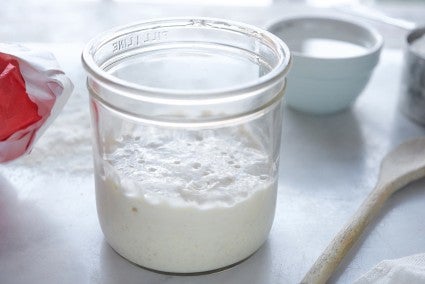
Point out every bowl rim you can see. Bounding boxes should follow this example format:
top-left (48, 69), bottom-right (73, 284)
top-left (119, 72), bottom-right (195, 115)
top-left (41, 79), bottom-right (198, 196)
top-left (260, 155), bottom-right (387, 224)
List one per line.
top-left (265, 14), bottom-right (384, 61)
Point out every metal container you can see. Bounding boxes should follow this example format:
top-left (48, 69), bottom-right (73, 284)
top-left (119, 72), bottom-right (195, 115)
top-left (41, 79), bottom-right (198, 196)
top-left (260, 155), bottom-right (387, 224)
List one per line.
top-left (400, 27), bottom-right (425, 125)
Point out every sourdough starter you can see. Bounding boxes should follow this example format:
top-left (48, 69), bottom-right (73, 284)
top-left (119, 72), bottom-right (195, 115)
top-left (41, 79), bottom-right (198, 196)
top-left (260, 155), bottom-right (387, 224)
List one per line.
top-left (95, 129), bottom-right (277, 273)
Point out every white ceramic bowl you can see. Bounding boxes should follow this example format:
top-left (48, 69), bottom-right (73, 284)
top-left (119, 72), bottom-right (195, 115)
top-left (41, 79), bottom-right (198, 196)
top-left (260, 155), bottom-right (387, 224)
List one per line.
top-left (267, 15), bottom-right (383, 114)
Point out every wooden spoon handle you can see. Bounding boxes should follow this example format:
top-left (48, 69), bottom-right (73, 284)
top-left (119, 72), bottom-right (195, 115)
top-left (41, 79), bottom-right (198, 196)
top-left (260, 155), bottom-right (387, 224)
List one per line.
top-left (301, 184), bottom-right (393, 284)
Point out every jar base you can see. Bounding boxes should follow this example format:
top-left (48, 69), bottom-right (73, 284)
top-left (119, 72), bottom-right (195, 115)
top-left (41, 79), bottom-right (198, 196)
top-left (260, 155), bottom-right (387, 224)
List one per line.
top-left (105, 239), bottom-right (268, 275)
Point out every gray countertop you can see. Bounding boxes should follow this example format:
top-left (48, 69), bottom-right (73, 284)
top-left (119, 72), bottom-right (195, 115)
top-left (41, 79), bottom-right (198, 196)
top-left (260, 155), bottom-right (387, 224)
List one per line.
top-left (1, 1), bottom-right (425, 283)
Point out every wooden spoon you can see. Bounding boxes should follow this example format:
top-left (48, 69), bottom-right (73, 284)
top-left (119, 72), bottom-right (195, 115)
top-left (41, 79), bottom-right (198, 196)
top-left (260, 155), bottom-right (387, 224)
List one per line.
top-left (301, 137), bottom-right (425, 284)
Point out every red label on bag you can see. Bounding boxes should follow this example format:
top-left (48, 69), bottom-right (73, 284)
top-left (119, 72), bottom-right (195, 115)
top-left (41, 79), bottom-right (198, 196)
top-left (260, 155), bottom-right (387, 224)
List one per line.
top-left (0, 54), bottom-right (41, 141)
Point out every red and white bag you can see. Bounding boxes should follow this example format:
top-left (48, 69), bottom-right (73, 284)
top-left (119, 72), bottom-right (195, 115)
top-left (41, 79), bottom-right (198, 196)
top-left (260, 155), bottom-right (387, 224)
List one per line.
top-left (0, 44), bottom-right (73, 162)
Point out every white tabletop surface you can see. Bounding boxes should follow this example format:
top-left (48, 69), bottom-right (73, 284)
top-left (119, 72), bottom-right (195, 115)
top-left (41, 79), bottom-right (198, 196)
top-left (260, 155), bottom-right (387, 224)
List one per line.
top-left (1, 1), bottom-right (425, 283)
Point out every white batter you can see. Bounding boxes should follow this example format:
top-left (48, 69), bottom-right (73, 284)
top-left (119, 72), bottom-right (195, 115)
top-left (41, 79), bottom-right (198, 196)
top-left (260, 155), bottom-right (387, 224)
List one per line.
top-left (95, 129), bottom-right (277, 273)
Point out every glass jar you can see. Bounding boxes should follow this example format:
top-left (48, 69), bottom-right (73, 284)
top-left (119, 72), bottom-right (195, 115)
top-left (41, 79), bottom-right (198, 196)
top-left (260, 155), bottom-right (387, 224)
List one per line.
top-left (82, 18), bottom-right (291, 273)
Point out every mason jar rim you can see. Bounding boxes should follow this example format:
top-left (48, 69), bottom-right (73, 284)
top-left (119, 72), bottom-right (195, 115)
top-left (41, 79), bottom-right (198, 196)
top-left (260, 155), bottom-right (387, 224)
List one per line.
top-left (81, 17), bottom-right (291, 103)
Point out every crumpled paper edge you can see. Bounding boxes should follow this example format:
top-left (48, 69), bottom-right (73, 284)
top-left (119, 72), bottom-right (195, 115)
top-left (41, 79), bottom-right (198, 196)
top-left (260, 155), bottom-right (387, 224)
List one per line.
top-left (0, 43), bottom-right (73, 162)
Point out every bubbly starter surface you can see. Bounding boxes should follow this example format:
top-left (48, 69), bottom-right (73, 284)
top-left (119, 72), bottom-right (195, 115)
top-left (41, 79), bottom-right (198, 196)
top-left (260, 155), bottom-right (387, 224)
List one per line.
top-left (95, 129), bottom-right (277, 273)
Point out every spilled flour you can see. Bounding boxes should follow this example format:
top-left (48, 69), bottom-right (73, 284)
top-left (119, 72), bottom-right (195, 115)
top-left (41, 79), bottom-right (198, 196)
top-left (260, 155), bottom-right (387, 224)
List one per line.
top-left (0, 70), bottom-right (93, 178)
top-left (0, 46), bottom-right (93, 181)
